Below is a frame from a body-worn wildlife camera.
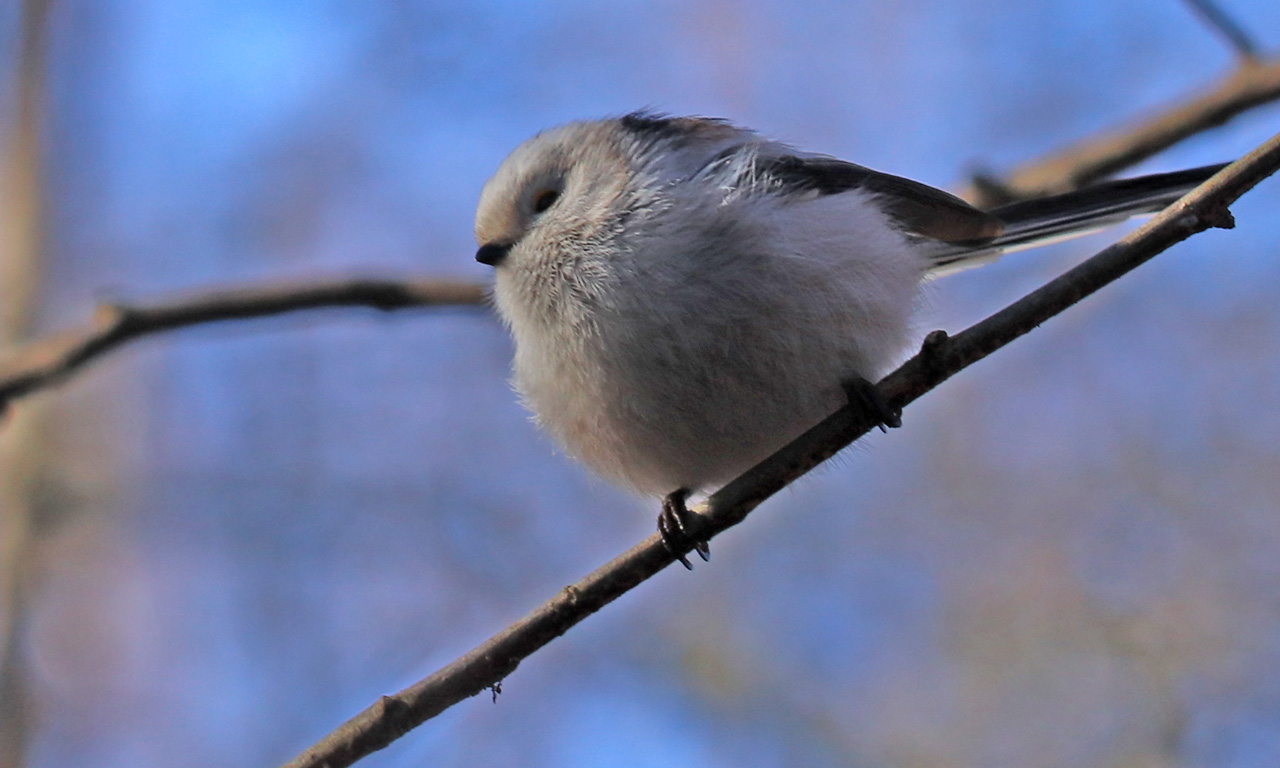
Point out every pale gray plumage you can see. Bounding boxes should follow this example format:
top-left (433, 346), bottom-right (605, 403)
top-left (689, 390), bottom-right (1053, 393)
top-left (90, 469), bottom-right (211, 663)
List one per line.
top-left (474, 112), bottom-right (1220, 502)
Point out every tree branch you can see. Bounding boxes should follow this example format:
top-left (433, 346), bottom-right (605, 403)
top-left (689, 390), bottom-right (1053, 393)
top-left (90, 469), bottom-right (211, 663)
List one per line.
top-left (1182, 0), bottom-right (1261, 61)
top-left (281, 130), bottom-right (1280, 768)
top-left (0, 2), bottom-right (52, 766)
top-left (967, 56), bottom-right (1280, 206)
top-left (0, 278), bottom-right (486, 409)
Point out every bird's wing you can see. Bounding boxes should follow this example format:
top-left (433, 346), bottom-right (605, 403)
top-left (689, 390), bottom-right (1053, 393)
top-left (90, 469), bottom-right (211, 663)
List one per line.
top-left (746, 153), bottom-right (1005, 245)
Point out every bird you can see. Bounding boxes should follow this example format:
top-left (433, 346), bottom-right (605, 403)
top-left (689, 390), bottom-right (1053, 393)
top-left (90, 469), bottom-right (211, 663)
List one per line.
top-left (474, 111), bottom-right (1222, 568)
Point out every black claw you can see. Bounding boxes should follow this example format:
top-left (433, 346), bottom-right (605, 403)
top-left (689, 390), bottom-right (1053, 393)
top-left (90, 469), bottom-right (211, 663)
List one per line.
top-left (843, 376), bottom-right (902, 432)
top-left (658, 488), bottom-right (709, 569)
top-left (658, 508), bottom-right (692, 570)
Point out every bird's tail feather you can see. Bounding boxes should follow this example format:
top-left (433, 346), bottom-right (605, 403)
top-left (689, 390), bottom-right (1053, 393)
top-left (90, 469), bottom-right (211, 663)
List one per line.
top-left (925, 163), bottom-right (1226, 276)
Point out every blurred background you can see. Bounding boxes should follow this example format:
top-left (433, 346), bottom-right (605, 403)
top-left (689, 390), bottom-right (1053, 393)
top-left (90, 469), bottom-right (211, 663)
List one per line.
top-left (3, 1), bottom-right (1280, 766)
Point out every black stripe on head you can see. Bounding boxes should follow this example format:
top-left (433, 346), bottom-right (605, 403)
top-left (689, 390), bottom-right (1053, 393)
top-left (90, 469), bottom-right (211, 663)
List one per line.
top-left (618, 111), bottom-right (733, 148)
top-left (619, 111), bottom-right (682, 139)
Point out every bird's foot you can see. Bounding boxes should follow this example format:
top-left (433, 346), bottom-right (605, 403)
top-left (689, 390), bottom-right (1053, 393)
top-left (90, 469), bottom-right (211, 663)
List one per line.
top-left (842, 376), bottom-right (902, 432)
top-left (657, 488), bottom-right (710, 570)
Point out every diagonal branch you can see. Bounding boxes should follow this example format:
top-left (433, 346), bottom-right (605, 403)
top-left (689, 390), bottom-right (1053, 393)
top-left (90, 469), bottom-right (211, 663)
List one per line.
top-left (967, 56), bottom-right (1280, 206)
top-left (281, 131), bottom-right (1280, 768)
top-left (0, 278), bottom-right (486, 409)
top-left (1182, 0), bottom-right (1261, 61)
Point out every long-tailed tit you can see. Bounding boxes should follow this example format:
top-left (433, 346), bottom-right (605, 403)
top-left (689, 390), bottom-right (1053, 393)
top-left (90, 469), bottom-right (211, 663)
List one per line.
top-left (474, 112), bottom-right (1221, 568)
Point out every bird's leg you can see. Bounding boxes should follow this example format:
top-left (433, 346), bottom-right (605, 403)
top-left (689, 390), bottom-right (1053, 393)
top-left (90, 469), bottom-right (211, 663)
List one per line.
top-left (658, 488), bottom-right (710, 570)
top-left (842, 376), bottom-right (902, 432)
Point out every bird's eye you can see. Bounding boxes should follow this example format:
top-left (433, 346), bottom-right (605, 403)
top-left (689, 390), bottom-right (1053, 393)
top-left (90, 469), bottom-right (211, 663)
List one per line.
top-left (532, 188), bottom-right (560, 214)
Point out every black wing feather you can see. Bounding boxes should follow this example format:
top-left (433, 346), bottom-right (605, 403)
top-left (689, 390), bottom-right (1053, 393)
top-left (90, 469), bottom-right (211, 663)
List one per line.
top-left (754, 155), bottom-right (1004, 244)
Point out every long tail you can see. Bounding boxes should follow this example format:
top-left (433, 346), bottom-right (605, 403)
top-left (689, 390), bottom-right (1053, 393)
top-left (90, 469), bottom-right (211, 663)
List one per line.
top-left (925, 163), bottom-right (1227, 274)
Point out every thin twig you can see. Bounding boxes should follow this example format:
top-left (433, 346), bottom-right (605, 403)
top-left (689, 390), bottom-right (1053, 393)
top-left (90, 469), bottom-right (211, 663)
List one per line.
top-left (281, 132), bottom-right (1280, 768)
top-left (966, 57), bottom-right (1280, 206)
top-left (0, 278), bottom-right (487, 408)
top-left (1182, 0), bottom-right (1260, 61)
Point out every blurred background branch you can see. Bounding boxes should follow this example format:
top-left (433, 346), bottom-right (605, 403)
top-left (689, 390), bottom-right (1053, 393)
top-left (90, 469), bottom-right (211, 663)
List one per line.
top-left (0, 278), bottom-right (485, 409)
top-left (967, 0), bottom-right (1279, 206)
top-left (1183, 0), bottom-right (1261, 60)
top-left (0, 2), bottom-right (52, 767)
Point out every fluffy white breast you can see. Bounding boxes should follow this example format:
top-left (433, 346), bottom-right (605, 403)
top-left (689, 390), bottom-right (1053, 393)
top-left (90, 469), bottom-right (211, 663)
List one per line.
top-left (480, 117), bottom-right (929, 496)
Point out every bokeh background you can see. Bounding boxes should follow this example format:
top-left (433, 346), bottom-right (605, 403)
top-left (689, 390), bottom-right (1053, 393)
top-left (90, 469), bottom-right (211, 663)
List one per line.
top-left (3, 1), bottom-right (1280, 766)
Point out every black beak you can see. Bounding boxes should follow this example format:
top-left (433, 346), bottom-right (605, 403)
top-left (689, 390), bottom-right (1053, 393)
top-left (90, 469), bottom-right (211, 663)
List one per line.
top-left (475, 242), bottom-right (513, 267)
